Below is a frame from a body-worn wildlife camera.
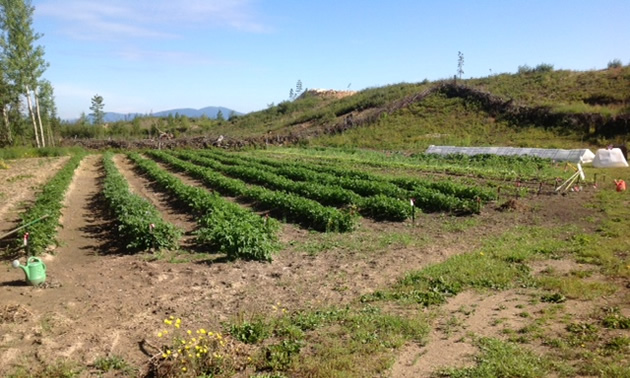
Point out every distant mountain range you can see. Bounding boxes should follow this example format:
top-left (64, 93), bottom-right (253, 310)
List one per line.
top-left (95, 106), bottom-right (242, 123)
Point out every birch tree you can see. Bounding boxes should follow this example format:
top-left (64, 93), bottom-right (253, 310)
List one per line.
top-left (0, 0), bottom-right (50, 147)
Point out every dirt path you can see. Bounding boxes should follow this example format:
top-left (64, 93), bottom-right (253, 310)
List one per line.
top-left (113, 154), bottom-right (199, 249)
top-left (0, 157), bottom-right (69, 250)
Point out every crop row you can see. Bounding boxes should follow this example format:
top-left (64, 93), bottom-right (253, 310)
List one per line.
top-left (237, 150), bottom-right (495, 201)
top-left (102, 152), bottom-right (181, 251)
top-left (170, 150), bottom-right (410, 221)
top-left (146, 150), bottom-right (357, 232)
top-left (16, 153), bottom-right (85, 255)
top-left (192, 149), bottom-right (480, 214)
top-left (128, 153), bottom-right (279, 261)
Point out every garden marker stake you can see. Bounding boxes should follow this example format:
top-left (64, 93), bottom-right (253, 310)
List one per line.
top-left (23, 232), bottom-right (29, 256)
top-left (410, 198), bottom-right (415, 225)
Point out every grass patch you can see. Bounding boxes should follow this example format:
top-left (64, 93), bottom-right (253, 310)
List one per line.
top-left (438, 337), bottom-right (562, 377)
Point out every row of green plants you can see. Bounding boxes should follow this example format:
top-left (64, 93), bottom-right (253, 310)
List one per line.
top-left (258, 147), bottom-right (563, 181)
top-left (201, 148), bottom-right (484, 214)
top-left (102, 152), bottom-right (182, 251)
top-left (127, 153), bottom-right (279, 261)
top-left (146, 150), bottom-right (357, 232)
top-left (212, 147), bottom-right (497, 201)
top-left (15, 152), bottom-right (86, 254)
top-left (171, 150), bottom-right (411, 221)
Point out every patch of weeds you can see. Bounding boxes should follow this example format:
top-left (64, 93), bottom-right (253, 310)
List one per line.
top-left (259, 339), bottom-right (303, 371)
top-left (518, 311), bottom-right (531, 318)
top-left (437, 337), bottom-right (556, 377)
top-left (565, 322), bottom-right (599, 346)
top-left (442, 217), bottom-right (479, 233)
top-left (540, 292), bottom-right (566, 303)
top-left (601, 307), bottom-right (630, 329)
top-left (537, 276), bottom-right (616, 300)
top-left (37, 360), bottom-right (83, 378)
top-left (92, 355), bottom-right (136, 375)
top-left (6, 174), bottom-right (34, 183)
top-left (290, 307), bottom-right (348, 332)
top-left (604, 336), bottom-right (630, 352)
top-left (228, 317), bottom-right (270, 344)
top-left (568, 269), bottom-right (593, 278)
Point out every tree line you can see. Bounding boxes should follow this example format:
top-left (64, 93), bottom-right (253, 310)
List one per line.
top-left (0, 0), bottom-right (56, 148)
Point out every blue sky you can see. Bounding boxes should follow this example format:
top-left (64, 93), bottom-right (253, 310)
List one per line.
top-left (32, 0), bottom-right (630, 120)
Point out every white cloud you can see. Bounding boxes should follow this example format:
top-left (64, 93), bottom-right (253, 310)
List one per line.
top-left (36, 0), bottom-right (268, 41)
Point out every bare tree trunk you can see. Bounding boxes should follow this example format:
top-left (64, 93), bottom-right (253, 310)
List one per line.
top-left (34, 92), bottom-right (49, 147)
top-left (25, 87), bottom-right (41, 148)
top-left (1, 106), bottom-right (12, 145)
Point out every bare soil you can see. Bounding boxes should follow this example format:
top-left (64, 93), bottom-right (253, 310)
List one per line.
top-left (0, 154), bottom-right (626, 377)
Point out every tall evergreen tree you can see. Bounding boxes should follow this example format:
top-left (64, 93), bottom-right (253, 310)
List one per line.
top-left (89, 94), bottom-right (105, 125)
top-left (0, 0), bottom-right (50, 147)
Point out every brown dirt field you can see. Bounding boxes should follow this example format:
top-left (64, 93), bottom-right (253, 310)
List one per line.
top-left (0, 157), bottom-right (70, 250)
top-left (0, 154), bottom-right (626, 377)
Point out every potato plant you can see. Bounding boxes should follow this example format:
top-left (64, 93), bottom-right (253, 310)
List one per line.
top-left (147, 151), bottom-right (356, 232)
top-left (127, 153), bottom-right (279, 261)
top-left (16, 152), bottom-right (85, 254)
top-left (102, 152), bottom-right (181, 251)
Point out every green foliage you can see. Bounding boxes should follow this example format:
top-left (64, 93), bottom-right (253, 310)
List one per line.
top-left (229, 318), bottom-right (269, 344)
top-left (89, 94), bottom-right (105, 125)
top-left (439, 338), bottom-right (554, 377)
top-left (128, 152), bottom-right (280, 261)
top-left (0, 146), bottom-right (84, 159)
top-left (92, 355), bottom-right (136, 374)
top-left (102, 152), bottom-right (181, 251)
top-left (602, 307), bottom-right (630, 329)
top-left (149, 150), bottom-right (357, 232)
top-left (607, 59), bottom-right (623, 69)
top-left (15, 152), bottom-right (85, 254)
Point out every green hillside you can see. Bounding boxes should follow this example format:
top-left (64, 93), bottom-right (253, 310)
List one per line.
top-left (59, 65), bottom-right (630, 153)
top-left (219, 65), bottom-right (629, 152)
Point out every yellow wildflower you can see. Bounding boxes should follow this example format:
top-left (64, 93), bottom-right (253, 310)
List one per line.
top-left (200, 329), bottom-right (207, 334)
top-left (182, 367), bottom-right (187, 372)
top-left (157, 332), bottom-right (163, 337)
top-left (162, 353), bottom-right (168, 358)
top-left (169, 315), bottom-right (174, 320)
top-left (187, 330), bottom-right (192, 335)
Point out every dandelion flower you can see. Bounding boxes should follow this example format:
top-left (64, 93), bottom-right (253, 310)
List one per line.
top-left (175, 323), bottom-right (180, 329)
top-left (200, 329), bottom-right (207, 334)
top-left (162, 353), bottom-right (168, 358)
top-left (157, 332), bottom-right (163, 338)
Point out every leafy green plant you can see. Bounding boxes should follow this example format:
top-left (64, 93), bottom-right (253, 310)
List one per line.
top-left (128, 152), bottom-right (279, 261)
top-left (102, 152), bottom-right (181, 251)
top-left (15, 152), bottom-right (85, 254)
top-left (229, 318), bottom-right (269, 344)
top-left (148, 150), bottom-right (356, 232)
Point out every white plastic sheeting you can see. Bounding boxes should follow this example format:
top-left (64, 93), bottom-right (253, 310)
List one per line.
top-left (592, 148), bottom-right (629, 168)
top-left (426, 145), bottom-right (595, 163)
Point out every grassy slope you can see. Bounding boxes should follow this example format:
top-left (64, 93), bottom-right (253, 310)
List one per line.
top-left (221, 66), bottom-right (630, 152)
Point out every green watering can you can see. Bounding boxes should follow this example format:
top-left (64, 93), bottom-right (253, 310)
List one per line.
top-left (12, 257), bottom-right (47, 286)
